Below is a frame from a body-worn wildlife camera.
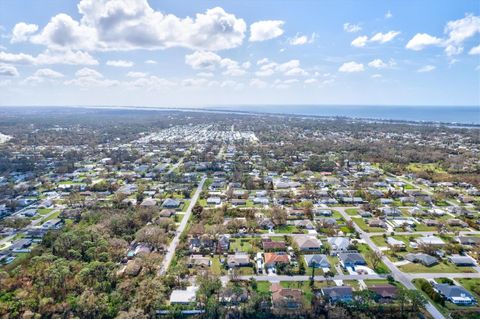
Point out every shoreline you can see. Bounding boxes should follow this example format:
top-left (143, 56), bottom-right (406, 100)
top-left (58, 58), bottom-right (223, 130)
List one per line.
top-left (0, 105), bottom-right (479, 129)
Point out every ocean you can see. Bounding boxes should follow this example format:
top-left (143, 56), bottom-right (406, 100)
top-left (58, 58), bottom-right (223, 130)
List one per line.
top-left (209, 105), bottom-right (480, 125)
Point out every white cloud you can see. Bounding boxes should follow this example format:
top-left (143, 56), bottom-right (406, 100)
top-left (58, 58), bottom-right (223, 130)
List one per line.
top-left (33, 68), bottom-right (64, 78)
top-left (352, 31), bottom-right (400, 48)
top-left (405, 33), bottom-right (443, 51)
top-left (185, 51), bottom-right (221, 70)
top-left (28, 1), bottom-right (247, 51)
top-left (249, 20), bottom-right (284, 42)
top-left (250, 78), bottom-right (268, 88)
top-left (370, 31), bottom-right (400, 43)
top-left (0, 64), bottom-right (19, 77)
top-left (11, 22), bottom-right (39, 43)
top-left (196, 72), bottom-right (214, 77)
top-left (339, 61), bottom-right (364, 72)
top-left (145, 60), bottom-right (157, 64)
top-left (368, 58), bottom-right (396, 69)
top-left (185, 51), bottom-right (248, 76)
top-left (469, 44), bottom-right (480, 55)
top-left (343, 23), bottom-right (361, 33)
top-left (255, 59), bottom-right (307, 77)
top-left (288, 33), bottom-right (316, 45)
top-left (417, 65), bottom-right (436, 73)
top-left (0, 50), bottom-right (98, 65)
top-left (127, 71), bottom-right (147, 78)
top-left (351, 35), bottom-right (368, 47)
top-left (444, 45), bottom-right (463, 56)
top-left (371, 74), bottom-right (382, 78)
top-left (304, 78), bottom-right (318, 84)
top-left (75, 67), bottom-right (103, 78)
top-left (406, 15), bottom-right (480, 56)
top-left (106, 60), bottom-right (134, 67)
top-left (385, 11), bottom-right (393, 19)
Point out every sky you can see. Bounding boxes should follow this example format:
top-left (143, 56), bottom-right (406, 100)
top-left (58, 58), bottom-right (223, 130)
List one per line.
top-left (0, 0), bottom-right (479, 107)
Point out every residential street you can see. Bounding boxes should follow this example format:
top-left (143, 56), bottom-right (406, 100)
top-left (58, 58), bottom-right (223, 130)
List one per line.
top-left (158, 176), bottom-right (206, 275)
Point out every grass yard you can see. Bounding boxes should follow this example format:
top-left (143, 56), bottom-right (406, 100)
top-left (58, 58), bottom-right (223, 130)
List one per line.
top-left (256, 281), bottom-right (271, 294)
top-left (345, 208), bottom-right (358, 216)
top-left (275, 225), bottom-right (302, 234)
top-left (457, 278), bottom-right (480, 300)
top-left (364, 279), bottom-right (390, 286)
top-left (41, 210), bottom-right (60, 223)
top-left (352, 217), bottom-right (385, 233)
top-left (399, 261), bottom-right (475, 273)
top-left (37, 208), bottom-right (53, 215)
top-left (229, 238), bottom-right (254, 253)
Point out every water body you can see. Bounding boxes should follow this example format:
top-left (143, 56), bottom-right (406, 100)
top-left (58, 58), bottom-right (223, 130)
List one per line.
top-left (209, 105), bottom-right (480, 125)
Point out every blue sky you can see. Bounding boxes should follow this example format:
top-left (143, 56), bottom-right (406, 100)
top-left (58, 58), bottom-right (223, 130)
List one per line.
top-left (0, 0), bottom-right (479, 107)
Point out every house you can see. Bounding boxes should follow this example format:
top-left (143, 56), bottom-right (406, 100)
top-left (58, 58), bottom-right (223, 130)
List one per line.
top-left (253, 197), bottom-right (269, 205)
top-left (170, 286), bottom-right (198, 304)
top-left (159, 209), bottom-right (175, 217)
top-left (219, 287), bottom-right (248, 305)
top-left (447, 219), bottom-right (467, 227)
top-left (127, 243), bottom-right (152, 258)
top-left (216, 234), bottom-right (230, 254)
top-left (382, 207), bottom-right (401, 217)
top-left (457, 236), bottom-right (480, 246)
top-left (162, 198), bottom-right (181, 209)
top-left (448, 255), bottom-right (476, 267)
top-left (292, 219), bottom-right (315, 230)
top-left (386, 237), bottom-right (406, 250)
top-left (321, 286), bottom-right (353, 303)
top-left (271, 283), bottom-right (303, 310)
top-left (316, 218), bottom-right (337, 228)
top-left (258, 218), bottom-right (275, 230)
top-left (189, 236), bottom-right (215, 253)
top-left (368, 219), bottom-right (386, 228)
top-left (264, 252), bottom-right (290, 267)
top-left (227, 252), bottom-right (250, 268)
top-left (140, 198), bottom-right (157, 207)
top-left (327, 237), bottom-right (350, 253)
top-left (41, 218), bottom-right (63, 229)
top-left (434, 283), bottom-right (476, 305)
top-left (416, 236), bottom-right (445, 247)
top-left (188, 255), bottom-right (211, 268)
top-left (294, 235), bottom-right (322, 251)
top-left (231, 199), bottom-right (247, 206)
top-left (369, 285), bottom-right (397, 301)
top-left (338, 252), bottom-right (367, 268)
top-left (405, 253), bottom-right (438, 267)
top-left (9, 238), bottom-right (33, 253)
top-left (262, 238), bottom-right (286, 251)
top-left (304, 254), bottom-right (330, 268)
top-left (341, 197), bottom-right (363, 204)
top-left (206, 197), bottom-right (221, 205)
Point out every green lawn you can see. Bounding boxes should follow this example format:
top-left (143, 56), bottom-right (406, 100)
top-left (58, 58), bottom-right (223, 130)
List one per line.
top-left (352, 218), bottom-right (385, 233)
top-left (41, 210), bottom-right (60, 223)
top-left (211, 257), bottom-right (224, 275)
top-left (229, 238), bottom-right (255, 253)
top-left (364, 279), bottom-right (390, 286)
top-left (37, 208), bottom-right (53, 215)
top-left (345, 208), bottom-right (358, 216)
top-left (256, 281), bottom-right (271, 294)
top-left (275, 225), bottom-right (302, 234)
top-left (399, 261), bottom-right (475, 273)
top-left (457, 278), bottom-right (480, 300)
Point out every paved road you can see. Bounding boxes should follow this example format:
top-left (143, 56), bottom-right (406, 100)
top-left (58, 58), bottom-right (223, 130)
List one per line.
top-left (166, 157), bottom-right (184, 175)
top-left (0, 206), bottom-right (62, 247)
top-left (225, 274), bottom-right (385, 282)
top-left (158, 176), bottom-right (206, 275)
top-left (335, 207), bottom-right (446, 319)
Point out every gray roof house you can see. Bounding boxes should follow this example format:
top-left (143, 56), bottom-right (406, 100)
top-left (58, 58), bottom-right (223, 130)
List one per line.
top-left (304, 254), bottom-right (330, 268)
top-left (405, 253), bottom-right (438, 267)
top-left (321, 286), bottom-right (353, 303)
top-left (338, 252), bottom-right (367, 268)
top-left (434, 283), bottom-right (476, 305)
top-left (327, 237), bottom-right (350, 252)
top-left (162, 198), bottom-right (181, 209)
top-left (448, 255), bottom-right (476, 267)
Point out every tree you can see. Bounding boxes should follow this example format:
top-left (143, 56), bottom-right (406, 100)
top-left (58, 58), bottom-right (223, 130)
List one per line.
top-left (406, 289), bottom-right (427, 313)
top-left (366, 250), bottom-right (383, 270)
top-left (271, 206), bottom-right (287, 226)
